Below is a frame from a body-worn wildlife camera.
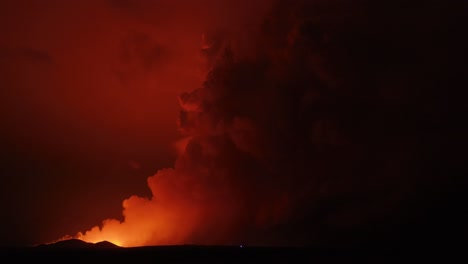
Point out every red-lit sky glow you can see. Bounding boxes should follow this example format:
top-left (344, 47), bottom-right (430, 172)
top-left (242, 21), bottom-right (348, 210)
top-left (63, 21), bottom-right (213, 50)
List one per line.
top-left (1, 0), bottom-right (467, 248)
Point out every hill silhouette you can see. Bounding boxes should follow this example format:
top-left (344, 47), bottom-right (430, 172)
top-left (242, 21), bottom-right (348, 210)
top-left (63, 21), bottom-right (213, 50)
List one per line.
top-left (36, 239), bottom-right (119, 249)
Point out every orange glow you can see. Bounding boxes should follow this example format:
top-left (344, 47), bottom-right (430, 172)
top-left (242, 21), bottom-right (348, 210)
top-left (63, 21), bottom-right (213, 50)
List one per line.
top-left (61, 169), bottom-right (204, 247)
top-left (76, 221), bottom-right (125, 247)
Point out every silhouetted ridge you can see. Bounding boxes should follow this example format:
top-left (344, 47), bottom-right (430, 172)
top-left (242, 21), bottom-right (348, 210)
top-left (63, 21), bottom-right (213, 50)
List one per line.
top-left (38, 239), bottom-right (119, 249)
top-left (94, 240), bottom-right (120, 248)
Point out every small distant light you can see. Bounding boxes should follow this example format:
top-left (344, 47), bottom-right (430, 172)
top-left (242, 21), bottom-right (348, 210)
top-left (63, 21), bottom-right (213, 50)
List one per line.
top-left (240, 245), bottom-right (243, 248)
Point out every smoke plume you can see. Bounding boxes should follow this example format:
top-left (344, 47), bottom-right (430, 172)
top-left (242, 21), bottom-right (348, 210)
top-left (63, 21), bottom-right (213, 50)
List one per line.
top-left (61, 0), bottom-right (467, 247)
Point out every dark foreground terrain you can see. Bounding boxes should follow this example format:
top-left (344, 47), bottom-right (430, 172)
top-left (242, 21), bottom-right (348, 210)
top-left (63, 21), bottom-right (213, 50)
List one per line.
top-left (0, 246), bottom-right (392, 263)
top-left (1, 239), bottom-right (465, 263)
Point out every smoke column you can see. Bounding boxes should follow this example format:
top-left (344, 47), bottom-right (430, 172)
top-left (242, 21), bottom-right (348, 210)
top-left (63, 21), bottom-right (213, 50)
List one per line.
top-left (59, 0), bottom-right (467, 247)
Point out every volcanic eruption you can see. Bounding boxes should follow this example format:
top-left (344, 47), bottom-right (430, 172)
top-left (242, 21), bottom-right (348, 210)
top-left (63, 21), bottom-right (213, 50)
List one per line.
top-left (55, 0), bottom-right (467, 248)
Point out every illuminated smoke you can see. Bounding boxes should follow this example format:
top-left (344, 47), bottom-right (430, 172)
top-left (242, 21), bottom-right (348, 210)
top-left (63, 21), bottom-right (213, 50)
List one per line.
top-left (59, 0), bottom-right (467, 247)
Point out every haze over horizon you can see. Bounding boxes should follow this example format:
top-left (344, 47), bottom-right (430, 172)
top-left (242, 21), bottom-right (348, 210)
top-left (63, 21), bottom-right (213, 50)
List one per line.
top-left (1, 0), bottom-right (466, 248)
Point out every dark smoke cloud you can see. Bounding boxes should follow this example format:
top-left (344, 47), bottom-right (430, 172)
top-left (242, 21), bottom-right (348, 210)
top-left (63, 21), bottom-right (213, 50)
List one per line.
top-left (177, 0), bottom-right (468, 246)
top-left (72, 0), bottom-right (467, 248)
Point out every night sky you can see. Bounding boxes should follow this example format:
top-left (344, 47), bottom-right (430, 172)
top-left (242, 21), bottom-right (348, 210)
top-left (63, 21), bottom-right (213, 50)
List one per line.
top-left (1, 0), bottom-right (467, 248)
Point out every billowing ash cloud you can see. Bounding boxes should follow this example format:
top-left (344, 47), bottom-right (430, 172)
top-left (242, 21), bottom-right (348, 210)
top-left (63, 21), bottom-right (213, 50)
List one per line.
top-left (64, 0), bottom-right (467, 247)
